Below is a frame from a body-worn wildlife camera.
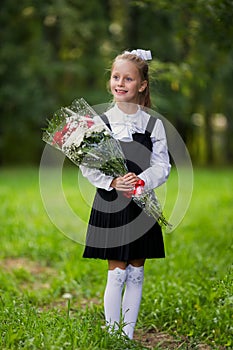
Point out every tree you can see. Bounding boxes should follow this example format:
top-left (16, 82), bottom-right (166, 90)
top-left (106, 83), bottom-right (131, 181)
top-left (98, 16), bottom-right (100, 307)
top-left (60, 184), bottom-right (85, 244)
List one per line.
top-left (0, 0), bottom-right (232, 165)
top-left (0, 0), bottom-right (111, 164)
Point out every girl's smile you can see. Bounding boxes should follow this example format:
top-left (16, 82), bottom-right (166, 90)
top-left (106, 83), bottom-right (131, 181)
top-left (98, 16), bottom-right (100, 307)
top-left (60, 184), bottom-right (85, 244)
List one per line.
top-left (110, 60), bottom-right (147, 104)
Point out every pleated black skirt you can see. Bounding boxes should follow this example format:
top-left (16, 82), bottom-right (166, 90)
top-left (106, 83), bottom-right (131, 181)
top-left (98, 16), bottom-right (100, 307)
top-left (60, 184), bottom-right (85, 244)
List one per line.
top-left (83, 188), bottom-right (165, 261)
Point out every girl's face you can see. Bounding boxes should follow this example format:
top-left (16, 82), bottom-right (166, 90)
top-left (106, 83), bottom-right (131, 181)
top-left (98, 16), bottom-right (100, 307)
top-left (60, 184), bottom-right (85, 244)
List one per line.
top-left (110, 59), bottom-right (147, 105)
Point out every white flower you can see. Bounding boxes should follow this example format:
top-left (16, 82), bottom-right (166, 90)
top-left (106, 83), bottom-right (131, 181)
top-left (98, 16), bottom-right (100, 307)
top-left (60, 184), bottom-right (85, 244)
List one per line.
top-left (88, 123), bottom-right (107, 133)
top-left (62, 293), bottom-right (72, 299)
top-left (62, 127), bottom-right (85, 149)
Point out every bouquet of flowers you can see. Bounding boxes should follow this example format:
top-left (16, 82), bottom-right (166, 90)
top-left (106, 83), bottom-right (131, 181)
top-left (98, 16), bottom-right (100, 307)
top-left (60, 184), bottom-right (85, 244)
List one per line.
top-left (42, 98), bottom-right (171, 227)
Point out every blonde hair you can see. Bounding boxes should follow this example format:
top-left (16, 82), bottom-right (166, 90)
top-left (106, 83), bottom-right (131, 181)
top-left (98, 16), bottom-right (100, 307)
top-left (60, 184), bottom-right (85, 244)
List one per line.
top-left (111, 52), bottom-right (151, 108)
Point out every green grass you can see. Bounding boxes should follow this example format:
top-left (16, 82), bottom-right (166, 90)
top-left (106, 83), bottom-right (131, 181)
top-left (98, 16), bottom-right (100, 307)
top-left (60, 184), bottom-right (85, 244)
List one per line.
top-left (0, 166), bottom-right (232, 349)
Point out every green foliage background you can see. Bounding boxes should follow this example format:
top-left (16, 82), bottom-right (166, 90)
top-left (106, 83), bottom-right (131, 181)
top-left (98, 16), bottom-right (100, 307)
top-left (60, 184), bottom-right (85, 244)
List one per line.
top-left (0, 0), bottom-right (233, 165)
top-left (1, 2), bottom-right (232, 347)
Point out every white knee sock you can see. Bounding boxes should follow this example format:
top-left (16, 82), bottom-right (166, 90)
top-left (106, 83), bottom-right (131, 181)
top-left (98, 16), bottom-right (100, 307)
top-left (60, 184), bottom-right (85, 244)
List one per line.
top-left (104, 268), bottom-right (127, 332)
top-left (122, 264), bottom-right (144, 339)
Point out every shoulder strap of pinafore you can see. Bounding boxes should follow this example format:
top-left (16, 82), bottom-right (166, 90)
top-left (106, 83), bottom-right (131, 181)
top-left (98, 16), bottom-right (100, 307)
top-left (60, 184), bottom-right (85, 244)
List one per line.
top-left (100, 114), bottom-right (112, 131)
top-left (146, 116), bottom-right (157, 135)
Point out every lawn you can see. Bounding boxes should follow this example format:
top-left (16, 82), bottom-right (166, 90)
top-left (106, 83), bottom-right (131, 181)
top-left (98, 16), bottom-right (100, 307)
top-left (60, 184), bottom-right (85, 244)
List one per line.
top-left (0, 166), bottom-right (232, 349)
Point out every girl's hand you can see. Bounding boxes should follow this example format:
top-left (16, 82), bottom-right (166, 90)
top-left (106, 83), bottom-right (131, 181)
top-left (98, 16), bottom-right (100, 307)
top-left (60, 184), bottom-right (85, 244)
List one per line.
top-left (110, 173), bottom-right (139, 192)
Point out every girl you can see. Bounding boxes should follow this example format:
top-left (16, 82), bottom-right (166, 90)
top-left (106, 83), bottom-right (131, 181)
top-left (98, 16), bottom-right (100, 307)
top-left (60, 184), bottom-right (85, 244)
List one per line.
top-left (81, 49), bottom-right (171, 339)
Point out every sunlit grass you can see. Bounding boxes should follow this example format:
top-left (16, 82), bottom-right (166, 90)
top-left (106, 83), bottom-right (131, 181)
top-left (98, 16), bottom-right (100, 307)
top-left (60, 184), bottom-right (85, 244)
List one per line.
top-left (0, 166), bottom-right (232, 349)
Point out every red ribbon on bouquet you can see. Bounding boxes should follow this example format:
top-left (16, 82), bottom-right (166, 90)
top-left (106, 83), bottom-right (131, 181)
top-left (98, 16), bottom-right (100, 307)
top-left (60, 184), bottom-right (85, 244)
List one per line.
top-left (124, 179), bottom-right (145, 198)
top-left (133, 179), bottom-right (145, 196)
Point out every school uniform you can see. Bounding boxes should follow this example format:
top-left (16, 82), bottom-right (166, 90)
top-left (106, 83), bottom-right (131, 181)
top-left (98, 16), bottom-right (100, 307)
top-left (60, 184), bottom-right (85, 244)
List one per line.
top-left (81, 104), bottom-right (171, 261)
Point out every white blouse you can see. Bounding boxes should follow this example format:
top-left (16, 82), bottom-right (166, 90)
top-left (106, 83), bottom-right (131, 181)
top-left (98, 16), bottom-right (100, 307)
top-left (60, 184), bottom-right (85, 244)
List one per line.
top-left (80, 104), bottom-right (171, 191)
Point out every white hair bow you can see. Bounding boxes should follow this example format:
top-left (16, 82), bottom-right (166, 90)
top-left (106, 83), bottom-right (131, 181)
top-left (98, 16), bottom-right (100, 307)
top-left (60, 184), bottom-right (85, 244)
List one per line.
top-left (124, 49), bottom-right (152, 61)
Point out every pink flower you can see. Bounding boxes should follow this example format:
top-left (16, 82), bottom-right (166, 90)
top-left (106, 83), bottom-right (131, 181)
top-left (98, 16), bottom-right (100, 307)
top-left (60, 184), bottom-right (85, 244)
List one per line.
top-left (85, 115), bottom-right (94, 128)
top-left (53, 131), bottom-right (63, 146)
top-left (61, 124), bottom-right (69, 135)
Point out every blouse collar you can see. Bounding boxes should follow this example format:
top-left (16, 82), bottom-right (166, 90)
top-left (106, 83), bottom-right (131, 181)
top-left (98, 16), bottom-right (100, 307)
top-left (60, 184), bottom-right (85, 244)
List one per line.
top-left (106, 104), bottom-right (146, 141)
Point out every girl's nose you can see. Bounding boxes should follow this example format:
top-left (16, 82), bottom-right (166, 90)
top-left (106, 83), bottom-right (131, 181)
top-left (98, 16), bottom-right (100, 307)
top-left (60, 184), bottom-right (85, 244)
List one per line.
top-left (117, 77), bottom-right (124, 86)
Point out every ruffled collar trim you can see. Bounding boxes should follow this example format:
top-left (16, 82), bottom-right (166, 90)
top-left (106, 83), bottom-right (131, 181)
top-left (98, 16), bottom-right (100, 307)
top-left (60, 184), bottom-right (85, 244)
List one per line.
top-left (105, 104), bottom-right (147, 141)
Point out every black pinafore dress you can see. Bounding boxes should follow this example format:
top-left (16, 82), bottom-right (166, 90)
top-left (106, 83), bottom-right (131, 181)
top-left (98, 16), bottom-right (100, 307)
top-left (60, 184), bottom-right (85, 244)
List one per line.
top-left (83, 115), bottom-right (165, 261)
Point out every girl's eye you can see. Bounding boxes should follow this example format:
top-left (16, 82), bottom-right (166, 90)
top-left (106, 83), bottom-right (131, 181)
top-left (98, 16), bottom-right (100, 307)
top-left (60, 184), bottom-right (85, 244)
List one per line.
top-left (112, 75), bottom-right (119, 80)
top-left (126, 77), bottom-right (133, 82)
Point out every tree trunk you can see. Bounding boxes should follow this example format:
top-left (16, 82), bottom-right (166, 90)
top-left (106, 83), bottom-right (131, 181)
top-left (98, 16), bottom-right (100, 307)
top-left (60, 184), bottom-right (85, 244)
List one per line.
top-left (205, 113), bottom-right (214, 165)
top-left (125, 4), bottom-right (140, 48)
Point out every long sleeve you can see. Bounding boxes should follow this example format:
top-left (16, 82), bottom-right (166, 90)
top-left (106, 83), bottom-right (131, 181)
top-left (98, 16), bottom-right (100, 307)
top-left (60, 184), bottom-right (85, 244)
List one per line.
top-left (80, 165), bottom-right (114, 191)
top-left (138, 119), bottom-right (171, 191)
top-left (80, 105), bottom-right (171, 192)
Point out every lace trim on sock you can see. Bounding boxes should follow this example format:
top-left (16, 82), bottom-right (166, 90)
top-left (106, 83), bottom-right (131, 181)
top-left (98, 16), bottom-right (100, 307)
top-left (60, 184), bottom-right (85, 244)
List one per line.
top-left (126, 264), bottom-right (144, 285)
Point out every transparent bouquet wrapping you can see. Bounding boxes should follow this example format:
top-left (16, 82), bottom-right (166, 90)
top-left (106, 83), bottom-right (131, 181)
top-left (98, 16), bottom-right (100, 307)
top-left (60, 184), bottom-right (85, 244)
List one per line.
top-left (133, 189), bottom-right (171, 227)
top-left (42, 98), bottom-right (171, 228)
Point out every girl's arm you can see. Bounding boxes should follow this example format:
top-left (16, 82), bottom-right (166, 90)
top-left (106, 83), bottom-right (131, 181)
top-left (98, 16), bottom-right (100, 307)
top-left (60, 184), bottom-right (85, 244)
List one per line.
top-left (80, 166), bottom-right (114, 191)
top-left (138, 119), bottom-right (171, 191)
top-left (80, 166), bottom-right (138, 192)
